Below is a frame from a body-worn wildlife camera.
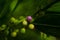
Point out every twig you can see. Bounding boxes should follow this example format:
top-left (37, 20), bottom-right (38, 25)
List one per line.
top-left (34, 23), bottom-right (60, 28)
top-left (33, 0), bottom-right (59, 16)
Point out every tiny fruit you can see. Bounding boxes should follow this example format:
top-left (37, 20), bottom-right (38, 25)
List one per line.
top-left (10, 17), bottom-right (19, 24)
top-left (1, 24), bottom-right (6, 30)
top-left (20, 28), bottom-right (26, 34)
top-left (14, 19), bottom-right (19, 24)
top-left (1, 24), bottom-right (6, 28)
top-left (29, 24), bottom-right (34, 29)
top-left (0, 24), bottom-right (7, 30)
top-left (19, 16), bottom-right (24, 20)
top-left (11, 31), bottom-right (17, 37)
top-left (10, 17), bottom-right (16, 23)
top-left (26, 16), bottom-right (32, 22)
top-left (14, 29), bottom-right (19, 33)
top-left (22, 20), bottom-right (28, 26)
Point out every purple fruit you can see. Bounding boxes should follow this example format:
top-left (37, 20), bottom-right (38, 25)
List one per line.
top-left (26, 16), bottom-right (32, 22)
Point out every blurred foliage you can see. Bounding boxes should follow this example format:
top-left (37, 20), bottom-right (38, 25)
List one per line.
top-left (0, 0), bottom-right (59, 40)
top-left (47, 2), bottom-right (60, 12)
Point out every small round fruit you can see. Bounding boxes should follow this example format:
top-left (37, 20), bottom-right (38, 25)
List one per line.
top-left (14, 29), bottom-right (19, 33)
top-left (26, 16), bottom-right (32, 22)
top-left (20, 28), bottom-right (26, 34)
top-left (11, 31), bottom-right (17, 37)
top-left (0, 24), bottom-right (6, 30)
top-left (10, 17), bottom-right (16, 22)
top-left (19, 16), bottom-right (24, 20)
top-left (2, 24), bottom-right (6, 28)
top-left (14, 19), bottom-right (19, 24)
top-left (1, 24), bottom-right (6, 30)
top-left (29, 24), bottom-right (34, 29)
top-left (22, 20), bottom-right (28, 26)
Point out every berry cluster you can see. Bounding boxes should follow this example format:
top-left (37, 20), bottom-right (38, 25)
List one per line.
top-left (10, 16), bottom-right (35, 37)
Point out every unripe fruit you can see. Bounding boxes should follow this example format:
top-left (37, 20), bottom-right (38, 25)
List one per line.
top-left (11, 17), bottom-right (19, 24)
top-left (1, 24), bottom-right (6, 30)
top-left (10, 17), bottom-right (16, 22)
top-left (20, 28), bottom-right (26, 34)
top-left (2, 24), bottom-right (6, 28)
top-left (22, 20), bottom-right (28, 26)
top-left (26, 16), bottom-right (32, 22)
top-left (14, 19), bottom-right (19, 24)
top-left (11, 31), bottom-right (17, 37)
top-left (11, 17), bottom-right (15, 21)
top-left (19, 16), bottom-right (24, 20)
top-left (1, 24), bottom-right (6, 29)
top-left (29, 24), bottom-right (34, 29)
top-left (14, 29), bottom-right (19, 33)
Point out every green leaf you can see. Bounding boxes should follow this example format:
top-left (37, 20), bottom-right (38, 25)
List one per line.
top-left (47, 2), bottom-right (60, 12)
top-left (10, 0), bottom-right (18, 11)
top-left (12, 0), bottom-right (40, 17)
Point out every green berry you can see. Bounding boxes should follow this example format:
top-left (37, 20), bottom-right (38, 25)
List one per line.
top-left (11, 31), bottom-right (17, 37)
top-left (10, 17), bottom-right (19, 24)
top-left (19, 16), bottom-right (24, 20)
top-left (0, 24), bottom-right (6, 30)
top-left (14, 19), bottom-right (19, 24)
top-left (1, 24), bottom-right (6, 28)
top-left (29, 24), bottom-right (34, 29)
top-left (22, 20), bottom-right (28, 26)
top-left (10, 17), bottom-right (16, 22)
top-left (20, 28), bottom-right (26, 34)
top-left (14, 29), bottom-right (19, 33)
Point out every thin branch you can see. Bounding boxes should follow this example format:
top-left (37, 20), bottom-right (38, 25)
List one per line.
top-left (45, 11), bottom-right (60, 14)
top-left (33, 0), bottom-right (59, 16)
top-left (34, 23), bottom-right (60, 28)
top-left (41, 0), bottom-right (59, 11)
